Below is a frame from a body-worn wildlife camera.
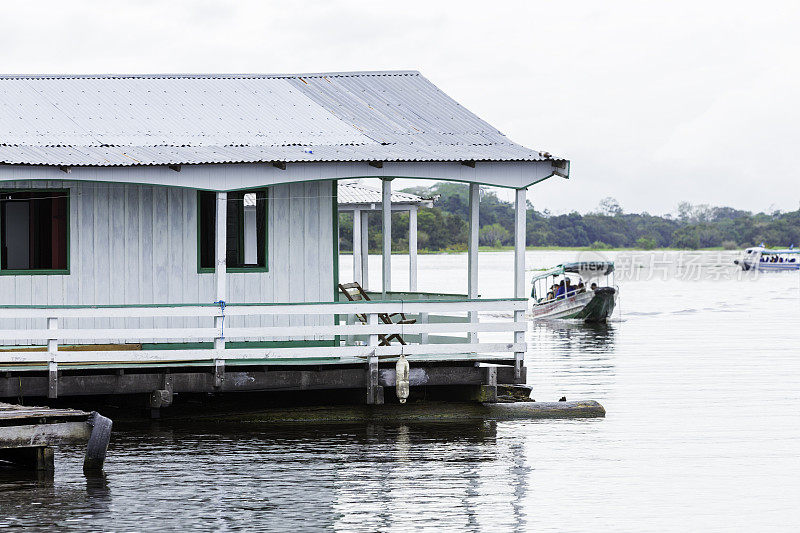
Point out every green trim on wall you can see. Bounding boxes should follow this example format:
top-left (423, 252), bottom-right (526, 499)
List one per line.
top-left (0, 188), bottom-right (71, 276)
top-left (0, 269), bottom-right (70, 276)
top-left (141, 340), bottom-right (337, 351)
top-left (196, 187), bottom-right (270, 274)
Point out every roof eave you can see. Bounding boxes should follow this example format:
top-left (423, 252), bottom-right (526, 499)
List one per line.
top-left (0, 159), bottom-right (567, 190)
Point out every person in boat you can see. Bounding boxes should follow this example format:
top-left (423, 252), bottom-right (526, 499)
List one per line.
top-left (577, 281), bottom-right (586, 293)
top-left (566, 279), bottom-right (578, 296)
top-left (590, 282), bottom-right (598, 291)
top-left (555, 280), bottom-right (566, 298)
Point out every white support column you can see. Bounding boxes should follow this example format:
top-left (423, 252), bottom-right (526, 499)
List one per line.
top-left (409, 206), bottom-right (418, 292)
top-left (382, 179), bottom-right (392, 298)
top-left (514, 188), bottom-right (526, 298)
top-left (353, 209), bottom-right (362, 285)
top-left (513, 187), bottom-right (527, 380)
top-left (468, 183), bottom-right (480, 343)
top-left (215, 192), bottom-right (227, 352)
top-left (361, 211), bottom-right (370, 291)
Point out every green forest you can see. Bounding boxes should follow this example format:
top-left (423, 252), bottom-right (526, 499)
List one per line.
top-left (338, 182), bottom-right (800, 252)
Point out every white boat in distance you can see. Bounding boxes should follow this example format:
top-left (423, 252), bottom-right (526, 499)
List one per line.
top-left (530, 262), bottom-right (617, 322)
top-left (734, 246), bottom-right (799, 271)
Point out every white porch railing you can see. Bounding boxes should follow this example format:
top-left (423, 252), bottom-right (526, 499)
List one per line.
top-left (0, 299), bottom-right (527, 369)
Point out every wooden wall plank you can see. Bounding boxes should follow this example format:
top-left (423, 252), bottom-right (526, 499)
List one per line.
top-left (139, 186), bottom-right (154, 330)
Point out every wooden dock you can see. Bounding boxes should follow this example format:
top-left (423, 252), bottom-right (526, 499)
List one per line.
top-left (0, 403), bottom-right (111, 472)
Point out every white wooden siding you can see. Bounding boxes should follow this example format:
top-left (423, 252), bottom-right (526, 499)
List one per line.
top-left (0, 179), bottom-right (335, 341)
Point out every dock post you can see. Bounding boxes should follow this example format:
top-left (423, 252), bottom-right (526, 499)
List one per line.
top-left (83, 412), bottom-right (112, 472)
top-left (365, 313), bottom-right (383, 404)
top-left (48, 362), bottom-right (58, 399)
top-left (469, 366), bottom-right (498, 403)
top-left (214, 359), bottom-right (225, 389)
top-left (47, 316), bottom-right (58, 399)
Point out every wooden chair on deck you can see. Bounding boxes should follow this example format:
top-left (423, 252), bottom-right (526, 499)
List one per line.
top-left (338, 282), bottom-right (416, 345)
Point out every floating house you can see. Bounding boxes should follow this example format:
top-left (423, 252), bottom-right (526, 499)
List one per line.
top-left (0, 71), bottom-right (568, 406)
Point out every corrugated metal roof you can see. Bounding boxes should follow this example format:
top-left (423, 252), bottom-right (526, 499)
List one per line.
top-left (338, 182), bottom-right (433, 207)
top-left (0, 71), bottom-right (561, 167)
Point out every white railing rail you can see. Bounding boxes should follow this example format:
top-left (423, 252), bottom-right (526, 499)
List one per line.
top-left (0, 298), bottom-right (527, 366)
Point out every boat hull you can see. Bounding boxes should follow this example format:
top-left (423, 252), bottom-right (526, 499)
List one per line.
top-left (531, 288), bottom-right (617, 322)
top-left (735, 260), bottom-right (799, 271)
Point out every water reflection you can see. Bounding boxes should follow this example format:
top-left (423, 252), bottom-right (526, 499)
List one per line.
top-left (1, 421), bottom-right (535, 531)
top-left (84, 471), bottom-right (111, 506)
top-left (528, 319), bottom-right (618, 402)
top-left (533, 319), bottom-right (618, 354)
top-left (0, 465), bottom-right (54, 489)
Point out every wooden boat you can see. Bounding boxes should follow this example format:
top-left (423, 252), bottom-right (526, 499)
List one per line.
top-left (530, 262), bottom-right (617, 322)
top-left (734, 246), bottom-right (799, 271)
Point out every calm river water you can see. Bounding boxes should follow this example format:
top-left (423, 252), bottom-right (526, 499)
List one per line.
top-left (2, 251), bottom-right (799, 531)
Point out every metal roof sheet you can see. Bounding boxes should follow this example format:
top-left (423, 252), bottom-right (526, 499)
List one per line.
top-left (338, 182), bottom-right (433, 207)
top-left (0, 71), bottom-right (560, 167)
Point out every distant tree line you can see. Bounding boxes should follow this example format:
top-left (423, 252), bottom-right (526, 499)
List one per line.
top-left (338, 182), bottom-right (800, 252)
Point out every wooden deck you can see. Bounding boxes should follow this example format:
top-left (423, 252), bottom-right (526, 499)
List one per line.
top-left (0, 402), bottom-right (112, 471)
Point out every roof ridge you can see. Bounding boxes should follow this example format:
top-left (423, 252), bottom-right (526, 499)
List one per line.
top-left (0, 70), bottom-right (421, 80)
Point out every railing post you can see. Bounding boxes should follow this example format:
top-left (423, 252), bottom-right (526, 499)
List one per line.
top-left (345, 313), bottom-right (355, 346)
top-left (366, 312), bottom-right (383, 404)
top-left (214, 192), bottom-right (227, 384)
top-left (514, 309), bottom-right (525, 381)
top-left (419, 312), bottom-right (429, 345)
top-left (47, 317), bottom-right (58, 399)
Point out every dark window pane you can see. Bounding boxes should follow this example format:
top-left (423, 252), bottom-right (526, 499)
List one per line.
top-left (198, 189), bottom-right (266, 270)
top-left (198, 192), bottom-right (216, 269)
top-left (1, 190), bottom-right (68, 271)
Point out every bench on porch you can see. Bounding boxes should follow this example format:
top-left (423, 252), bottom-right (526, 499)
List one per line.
top-left (337, 282), bottom-right (415, 345)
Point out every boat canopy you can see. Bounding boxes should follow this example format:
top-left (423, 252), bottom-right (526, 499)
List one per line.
top-left (531, 262), bottom-right (614, 283)
top-left (746, 246), bottom-right (798, 254)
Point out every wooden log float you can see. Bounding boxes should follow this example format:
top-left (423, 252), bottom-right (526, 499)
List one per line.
top-left (191, 400), bottom-right (606, 423)
top-left (0, 403), bottom-right (112, 472)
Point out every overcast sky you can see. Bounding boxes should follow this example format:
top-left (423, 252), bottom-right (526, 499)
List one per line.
top-left (3, 0), bottom-right (799, 215)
